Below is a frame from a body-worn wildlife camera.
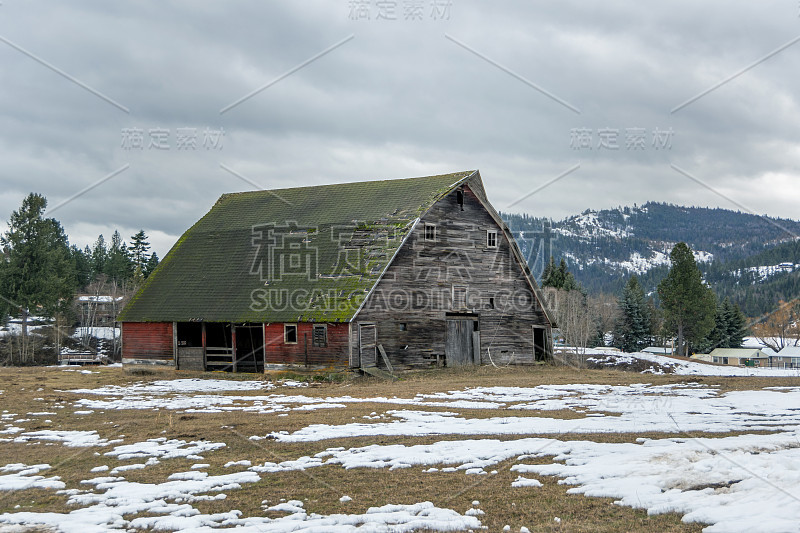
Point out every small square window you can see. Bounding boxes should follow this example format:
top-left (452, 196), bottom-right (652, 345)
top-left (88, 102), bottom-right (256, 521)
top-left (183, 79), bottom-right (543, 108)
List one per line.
top-left (312, 325), bottom-right (327, 347)
top-left (399, 323), bottom-right (407, 331)
top-left (425, 224), bottom-right (436, 241)
top-left (284, 324), bottom-right (298, 344)
top-left (486, 230), bottom-right (498, 248)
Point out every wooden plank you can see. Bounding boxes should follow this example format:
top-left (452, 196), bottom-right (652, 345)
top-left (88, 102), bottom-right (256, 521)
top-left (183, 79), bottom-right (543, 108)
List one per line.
top-left (377, 344), bottom-right (394, 373)
top-left (472, 331), bottom-right (481, 365)
top-left (231, 324), bottom-right (237, 373)
top-left (361, 365), bottom-right (398, 381)
top-left (177, 347), bottom-right (204, 371)
top-left (172, 321), bottom-right (178, 366)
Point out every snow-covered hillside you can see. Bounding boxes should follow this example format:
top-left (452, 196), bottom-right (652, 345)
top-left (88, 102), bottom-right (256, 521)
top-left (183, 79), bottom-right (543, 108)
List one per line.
top-left (548, 207), bottom-right (715, 275)
top-left (732, 262), bottom-right (800, 283)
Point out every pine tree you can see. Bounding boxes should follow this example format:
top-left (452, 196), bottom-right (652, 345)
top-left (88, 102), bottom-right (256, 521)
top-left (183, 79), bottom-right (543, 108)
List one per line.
top-left (556, 259), bottom-right (569, 288)
top-left (129, 230), bottom-right (151, 273)
top-left (721, 298), bottom-right (747, 348)
top-left (657, 242), bottom-right (717, 356)
top-left (91, 234), bottom-right (107, 280)
top-left (616, 275), bottom-right (650, 352)
top-left (71, 245), bottom-right (92, 290)
top-left (104, 230), bottom-right (133, 284)
top-left (0, 193), bottom-right (76, 361)
top-left (143, 252), bottom-right (159, 278)
top-left (698, 298), bottom-right (747, 352)
top-left (541, 257), bottom-right (582, 292)
top-left (541, 256), bottom-right (556, 286)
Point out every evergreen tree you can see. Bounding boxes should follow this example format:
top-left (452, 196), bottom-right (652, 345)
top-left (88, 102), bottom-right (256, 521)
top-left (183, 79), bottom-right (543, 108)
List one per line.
top-left (720, 298), bottom-right (747, 348)
top-left (104, 230), bottom-right (133, 284)
top-left (541, 257), bottom-right (582, 292)
top-left (71, 245), bottom-right (92, 290)
top-left (556, 259), bottom-right (569, 288)
top-left (0, 193), bottom-right (76, 358)
top-left (129, 230), bottom-right (151, 273)
top-left (657, 242), bottom-right (717, 356)
top-left (698, 301), bottom-right (726, 354)
top-left (91, 234), bottom-right (107, 279)
top-left (615, 275), bottom-right (650, 352)
top-left (144, 252), bottom-right (159, 278)
top-left (541, 256), bottom-right (556, 286)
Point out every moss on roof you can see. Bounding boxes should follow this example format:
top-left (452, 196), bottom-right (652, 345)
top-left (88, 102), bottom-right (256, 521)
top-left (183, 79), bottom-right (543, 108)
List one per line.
top-left (120, 171), bottom-right (477, 323)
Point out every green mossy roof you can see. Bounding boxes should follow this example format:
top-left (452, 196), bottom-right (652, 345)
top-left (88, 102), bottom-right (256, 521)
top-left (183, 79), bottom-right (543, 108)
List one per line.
top-left (120, 171), bottom-right (477, 323)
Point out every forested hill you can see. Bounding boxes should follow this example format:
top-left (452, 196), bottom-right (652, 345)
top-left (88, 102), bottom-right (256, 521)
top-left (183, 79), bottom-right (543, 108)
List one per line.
top-left (501, 202), bottom-right (800, 317)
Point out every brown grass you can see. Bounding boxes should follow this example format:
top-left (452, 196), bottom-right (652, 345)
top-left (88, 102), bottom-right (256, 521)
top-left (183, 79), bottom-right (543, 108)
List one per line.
top-left (1, 364), bottom-right (796, 531)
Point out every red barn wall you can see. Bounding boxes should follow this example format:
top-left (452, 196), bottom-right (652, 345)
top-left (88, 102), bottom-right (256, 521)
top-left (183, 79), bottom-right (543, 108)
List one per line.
top-left (263, 323), bottom-right (349, 368)
top-left (122, 322), bottom-right (174, 364)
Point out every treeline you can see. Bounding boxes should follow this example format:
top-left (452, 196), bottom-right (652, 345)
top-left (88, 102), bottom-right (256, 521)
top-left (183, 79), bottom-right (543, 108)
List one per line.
top-left (0, 193), bottom-right (159, 364)
top-left (539, 245), bottom-right (748, 357)
top-left (71, 229), bottom-right (159, 291)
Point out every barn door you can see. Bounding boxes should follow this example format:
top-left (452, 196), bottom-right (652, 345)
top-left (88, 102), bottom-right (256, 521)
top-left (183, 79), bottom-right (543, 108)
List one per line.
top-left (358, 323), bottom-right (377, 368)
top-left (446, 318), bottom-right (474, 366)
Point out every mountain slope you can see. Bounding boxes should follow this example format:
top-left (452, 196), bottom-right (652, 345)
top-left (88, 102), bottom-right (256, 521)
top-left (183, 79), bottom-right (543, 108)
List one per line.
top-left (502, 202), bottom-right (800, 316)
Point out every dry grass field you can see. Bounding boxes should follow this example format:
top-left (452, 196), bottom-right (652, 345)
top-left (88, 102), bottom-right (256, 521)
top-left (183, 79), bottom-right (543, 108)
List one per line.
top-left (0, 364), bottom-right (798, 532)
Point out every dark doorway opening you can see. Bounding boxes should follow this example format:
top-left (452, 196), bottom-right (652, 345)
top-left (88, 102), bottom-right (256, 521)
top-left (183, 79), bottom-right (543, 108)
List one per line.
top-left (176, 322), bottom-right (202, 347)
top-left (533, 327), bottom-right (547, 361)
top-left (205, 323), bottom-right (233, 371)
top-left (176, 322), bottom-right (204, 371)
top-left (235, 325), bottom-right (264, 373)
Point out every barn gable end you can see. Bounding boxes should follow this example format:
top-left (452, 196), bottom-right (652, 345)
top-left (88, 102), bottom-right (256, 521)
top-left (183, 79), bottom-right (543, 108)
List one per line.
top-left (352, 175), bottom-right (553, 369)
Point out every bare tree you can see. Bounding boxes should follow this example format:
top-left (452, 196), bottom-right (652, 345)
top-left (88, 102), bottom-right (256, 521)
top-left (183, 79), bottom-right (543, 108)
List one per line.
top-left (589, 292), bottom-right (619, 346)
top-left (753, 299), bottom-right (800, 352)
top-left (544, 287), bottom-right (597, 367)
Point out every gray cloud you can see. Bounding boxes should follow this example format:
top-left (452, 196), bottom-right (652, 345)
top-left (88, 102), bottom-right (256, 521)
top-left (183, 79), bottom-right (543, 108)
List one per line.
top-left (1, 0), bottom-right (798, 257)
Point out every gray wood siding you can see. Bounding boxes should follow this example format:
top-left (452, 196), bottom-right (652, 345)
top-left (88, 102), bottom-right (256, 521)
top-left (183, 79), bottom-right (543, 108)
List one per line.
top-left (176, 347), bottom-right (205, 371)
top-left (355, 185), bottom-right (551, 369)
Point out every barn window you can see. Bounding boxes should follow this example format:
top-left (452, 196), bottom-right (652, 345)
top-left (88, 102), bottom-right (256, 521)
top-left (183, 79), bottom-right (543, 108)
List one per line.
top-left (399, 323), bottom-right (407, 331)
top-left (312, 325), bottom-right (327, 347)
top-left (488, 297), bottom-right (495, 309)
top-left (456, 190), bottom-right (464, 210)
top-left (486, 230), bottom-right (497, 248)
top-left (425, 224), bottom-right (436, 241)
top-left (284, 324), bottom-right (298, 344)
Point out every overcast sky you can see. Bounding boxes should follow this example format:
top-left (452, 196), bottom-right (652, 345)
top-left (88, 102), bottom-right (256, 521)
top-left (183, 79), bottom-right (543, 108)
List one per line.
top-left (2, 1), bottom-right (799, 257)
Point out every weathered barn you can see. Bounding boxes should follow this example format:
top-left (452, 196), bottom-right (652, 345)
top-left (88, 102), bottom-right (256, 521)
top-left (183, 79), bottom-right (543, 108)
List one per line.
top-left (118, 170), bottom-right (554, 372)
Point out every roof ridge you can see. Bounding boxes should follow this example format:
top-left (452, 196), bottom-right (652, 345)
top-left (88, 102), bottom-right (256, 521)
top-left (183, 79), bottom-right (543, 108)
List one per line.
top-left (219, 170), bottom-right (477, 200)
